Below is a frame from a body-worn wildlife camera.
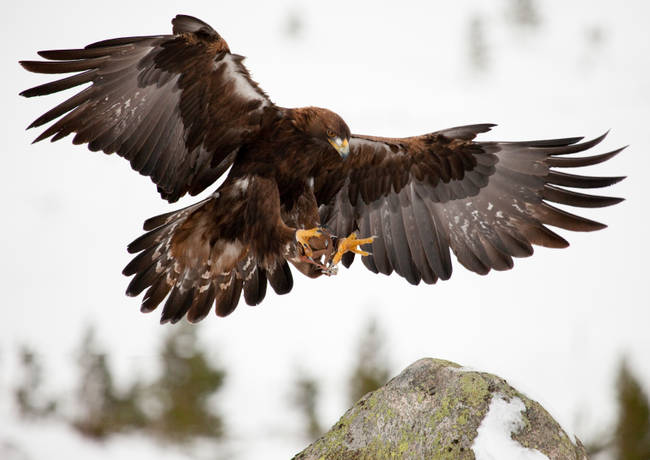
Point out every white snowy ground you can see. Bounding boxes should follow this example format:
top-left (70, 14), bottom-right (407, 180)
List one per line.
top-left (1, 1), bottom-right (648, 459)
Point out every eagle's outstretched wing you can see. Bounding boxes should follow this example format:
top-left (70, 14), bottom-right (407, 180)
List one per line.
top-left (20, 15), bottom-right (275, 202)
top-left (317, 125), bottom-right (625, 284)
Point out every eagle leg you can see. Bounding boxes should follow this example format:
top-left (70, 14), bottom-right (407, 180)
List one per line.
top-left (331, 232), bottom-right (375, 266)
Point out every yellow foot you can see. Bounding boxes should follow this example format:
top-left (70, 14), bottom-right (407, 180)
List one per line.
top-left (332, 232), bottom-right (374, 265)
top-left (295, 227), bottom-right (323, 257)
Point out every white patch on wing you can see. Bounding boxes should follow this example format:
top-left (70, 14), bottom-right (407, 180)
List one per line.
top-left (177, 267), bottom-right (191, 292)
top-left (245, 265), bottom-right (257, 281)
top-left (233, 177), bottom-right (250, 194)
top-left (350, 137), bottom-right (405, 157)
top-left (214, 241), bottom-right (244, 272)
top-left (152, 243), bottom-right (162, 260)
top-left (222, 242), bottom-right (243, 260)
top-left (512, 202), bottom-right (525, 214)
top-left (472, 394), bottom-right (550, 460)
top-left (216, 54), bottom-right (269, 107)
top-left (460, 219), bottom-right (470, 236)
top-left (242, 257), bottom-right (253, 272)
top-left (349, 137), bottom-right (377, 149)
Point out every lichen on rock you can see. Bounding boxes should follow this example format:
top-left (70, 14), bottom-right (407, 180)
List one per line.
top-left (294, 358), bottom-right (588, 460)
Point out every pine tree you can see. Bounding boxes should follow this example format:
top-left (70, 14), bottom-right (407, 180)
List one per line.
top-left (505, 0), bottom-right (541, 29)
top-left (290, 371), bottom-right (323, 441)
top-left (147, 323), bottom-right (226, 442)
top-left (72, 326), bottom-right (146, 438)
top-left (614, 360), bottom-right (650, 460)
top-left (14, 346), bottom-right (57, 418)
top-left (347, 319), bottom-right (391, 406)
top-left (467, 14), bottom-right (489, 73)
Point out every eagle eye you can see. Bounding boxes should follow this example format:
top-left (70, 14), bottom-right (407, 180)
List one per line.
top-left (326, 129), bottom-right (336, 138)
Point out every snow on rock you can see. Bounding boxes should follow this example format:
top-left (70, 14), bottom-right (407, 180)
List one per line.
top-left (472, 393), bottom-right (549, 460)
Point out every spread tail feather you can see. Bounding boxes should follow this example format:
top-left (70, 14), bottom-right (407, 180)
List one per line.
top-left (124, 196), bottom-right (290, 323)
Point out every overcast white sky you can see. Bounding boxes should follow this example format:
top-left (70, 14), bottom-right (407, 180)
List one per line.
top-left (1, 1), bottom-right (649, 459)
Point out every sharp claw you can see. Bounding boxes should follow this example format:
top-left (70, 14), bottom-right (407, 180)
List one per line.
top-left (330, 233), bottom-right (375, 266)
top-left (298, 254), bottom-right (337, 276)
top-left (296, 227), bottom-right (326, 258)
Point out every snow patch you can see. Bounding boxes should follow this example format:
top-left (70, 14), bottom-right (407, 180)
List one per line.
top-left (449, 365), bottom-right (479, 373)
top-left (472, 394), bottom-right (549, 460)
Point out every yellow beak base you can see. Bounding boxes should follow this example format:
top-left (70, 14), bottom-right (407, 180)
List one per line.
top-left (328, 137), bottom-right (350, 158)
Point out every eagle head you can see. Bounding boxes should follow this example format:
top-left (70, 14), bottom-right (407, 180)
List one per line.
top-left (291, 107), bottom-right (351, 158)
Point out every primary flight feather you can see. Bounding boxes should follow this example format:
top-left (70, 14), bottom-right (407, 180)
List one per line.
top-left (20, 15), bottom-right (625, 323)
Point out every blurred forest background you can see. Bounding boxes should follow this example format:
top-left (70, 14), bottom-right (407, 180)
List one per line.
top-left (4, 318), bottom-right (650, 459)
top-left (2, 0), bottom-right (649, 458)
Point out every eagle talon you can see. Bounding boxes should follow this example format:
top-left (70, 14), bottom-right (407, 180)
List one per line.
top-left (295, 227), bottom-right (323, 257)
top-left (323, 265), bottom-right (339, 276)
top-left (331, 232), bottom-right (375, 266)
top-left (298, 254), bottom-right (337, 276)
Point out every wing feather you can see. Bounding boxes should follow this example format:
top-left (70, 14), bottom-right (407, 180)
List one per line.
top-left (387, 193), bottom-right (420, 284)
top-left (541, 184), bottom-right (623, 208)
top-left (21, 15), bottom-right (277, 202)
top-left (318, 127), bottom-right (624, 283)
top-left (243, 267), bottom-right (268, 306)
top-left (400, 186), bottom-right (436, 284)
top-left (187, 284), bottom-right (217, 323)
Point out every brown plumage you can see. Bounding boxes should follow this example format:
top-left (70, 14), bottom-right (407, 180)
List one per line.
top-left (20, 15), bottom-right (625, 323)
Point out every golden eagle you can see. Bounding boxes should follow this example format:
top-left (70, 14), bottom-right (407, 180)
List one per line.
top-left (20, 15), bottom-right (624, 323)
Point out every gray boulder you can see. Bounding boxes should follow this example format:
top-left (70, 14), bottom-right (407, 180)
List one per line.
top-left (294, 358), bottom-right (588, 459)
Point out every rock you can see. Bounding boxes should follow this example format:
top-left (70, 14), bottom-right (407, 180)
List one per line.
top-left (294, 358), bottom-right (588, 460)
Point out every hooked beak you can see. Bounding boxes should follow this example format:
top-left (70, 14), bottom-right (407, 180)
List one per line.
top-left (328, 137), bottom-right (350, 159)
